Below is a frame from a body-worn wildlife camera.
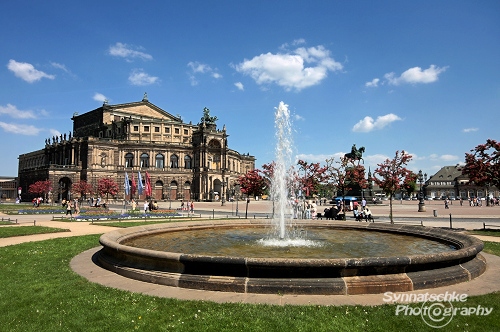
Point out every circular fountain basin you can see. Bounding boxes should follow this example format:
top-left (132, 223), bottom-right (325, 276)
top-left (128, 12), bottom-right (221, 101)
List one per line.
top-left (97, 220), bottom-right (486, 295)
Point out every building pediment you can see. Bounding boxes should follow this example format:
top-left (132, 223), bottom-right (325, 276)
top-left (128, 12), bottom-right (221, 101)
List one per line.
top-left (106, 101), bottom-right (181, 123)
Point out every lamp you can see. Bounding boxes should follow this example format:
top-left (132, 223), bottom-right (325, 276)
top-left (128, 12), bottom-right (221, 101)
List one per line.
top-left (418, 170), bottom-right (426, 212)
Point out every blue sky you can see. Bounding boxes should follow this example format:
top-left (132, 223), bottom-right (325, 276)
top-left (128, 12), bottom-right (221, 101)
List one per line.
top-left (1, 1), bottom-right (499, 178)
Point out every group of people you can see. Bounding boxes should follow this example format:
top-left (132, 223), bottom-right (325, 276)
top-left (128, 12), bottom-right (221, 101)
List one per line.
top-left (31, 196), bottom-right (44, 207)
top-left (289, 199), bottom-right (319, 219)
top-left (87, 197), bottom-right (107, 208)
top-left (353, 205), bottom-right (373, 222)
top-left (143, 200), bottom-right (159, 213)
top-left (453, 197), bottom-right (500, 207)
top-left (126, 199), bottom-right (195, 214)
top-left (321, 198), bottom-right (373, 222)
top-left (62, 198), bottom-right (80, 217)
top-left (180, 200), bottom-right (195, 213)
top-left (464, 197), bottom-right (499, 207)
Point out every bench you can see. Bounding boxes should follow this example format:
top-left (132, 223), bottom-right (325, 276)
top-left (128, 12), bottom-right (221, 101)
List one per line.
top-left (52, 215), bottom-right (73, 221)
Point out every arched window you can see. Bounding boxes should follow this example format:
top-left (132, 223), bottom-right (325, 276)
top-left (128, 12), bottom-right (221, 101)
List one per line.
top-left (155, 153), bottom-right (164, 169)
top-left (170, 154), bottom-right (179, 168)
top-left (140, 153), bottom-right (149, 168)
top-left (184, 155), bottom-right (192, 169)
top-left (125, 153), bottom-right (134, 168)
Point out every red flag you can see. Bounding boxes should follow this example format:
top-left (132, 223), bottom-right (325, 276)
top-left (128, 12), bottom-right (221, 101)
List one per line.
top-left (131, 173), bottom-right (137, 196)
top-left (145, 172), bottom-right (152, 197)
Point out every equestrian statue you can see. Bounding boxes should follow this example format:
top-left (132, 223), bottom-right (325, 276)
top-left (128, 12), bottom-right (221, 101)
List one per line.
top-left (344, 144), bottom-right (365, 163)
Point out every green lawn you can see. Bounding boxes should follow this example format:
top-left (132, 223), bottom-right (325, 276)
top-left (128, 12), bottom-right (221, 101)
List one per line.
top-left (0, 225), bottom-right (69, 238)
top-left (468, 229), bottom-right (500, 237)
top-left (0, 233), bottom-right (499, 331)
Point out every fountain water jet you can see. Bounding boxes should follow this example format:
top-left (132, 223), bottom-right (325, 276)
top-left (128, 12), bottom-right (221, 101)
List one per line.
top-left (271, 101), bottom-right (294, 240)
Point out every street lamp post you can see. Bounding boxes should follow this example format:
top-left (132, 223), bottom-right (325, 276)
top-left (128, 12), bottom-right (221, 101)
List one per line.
top-left (418, 170), bottom-right (427, 212)
top-left (221, 179), bottom-right (226, 206)
top-left (235, 184), bottom-right (240, 216)
top-left (169, 186), bottom-right (172, 209)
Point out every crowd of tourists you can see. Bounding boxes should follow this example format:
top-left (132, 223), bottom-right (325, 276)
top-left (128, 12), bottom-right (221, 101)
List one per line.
top-left (456, 197), bottom-right (500, 207)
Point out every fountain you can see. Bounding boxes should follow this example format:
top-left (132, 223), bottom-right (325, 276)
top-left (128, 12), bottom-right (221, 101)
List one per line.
top-left (96, 102), bottom-right (486, 295)
top-left (272, 101), bottom-right (293, 240)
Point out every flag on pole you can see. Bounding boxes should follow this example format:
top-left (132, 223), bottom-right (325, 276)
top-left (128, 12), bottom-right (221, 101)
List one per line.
top-left (124, 172), bottom-right (130, 196)
top-left (145, 172), bottom-right (152, 197)
top-left (131, 173), bottom-right (137, 196)
top-left (137, 171), bottom-right (144, 195)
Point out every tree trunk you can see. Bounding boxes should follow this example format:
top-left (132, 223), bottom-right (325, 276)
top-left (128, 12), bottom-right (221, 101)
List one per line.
top-left (389, 193), bottom-right (394, 223)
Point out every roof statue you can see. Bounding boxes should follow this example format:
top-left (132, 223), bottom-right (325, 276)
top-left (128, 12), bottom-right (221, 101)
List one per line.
top-left (345, 144), bottom-right (365, 162)
top-left (201, 107), bottom-right (218, 124)
top-left (142, 92), bottom-right (148, 102)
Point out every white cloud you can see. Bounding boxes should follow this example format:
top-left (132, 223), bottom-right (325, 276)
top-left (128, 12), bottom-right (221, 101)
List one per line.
top-left (364, 153), bottom-right (391, 166)
top-left (93, 93), bottom-right (107, 102)
top-left (294, 114), bottom-right (305, 121)
top-left (352, 113), bottom-right (402, 132)
top-left (0, 104), bottom-right (37, 119)
top-left (128, 69), bottom-right (159, 86)
top-left (187, 61), bottom-right (222, 85)
top-left (234, 82), bottom-right (244, 91)
top-left (51, 62), bottom-right (67, 71)
top-left (384, 65), bottom-right (448, 85)
top-left (49, 129), bottom-right (61, 137)
top-left (296, 153), bottom-right (338, 163)
top-left (0, 121), bottom-right (41, 135)
top-left (188, 61), bottom-right (211, 73)
top-left (440, 154), bottom-right (459, 161)
top-left (108, 42), bottom-right (153, 61)
top-left (427, 153), bottom-right (459, 162)
top-left (235, 44), bottom-right (343, 91)
top-left (279, 39), bottom-right (306, 50)
top-left (188, 75), bottom-right (199, 86)
top-left (463, 127), bottom-right (478, 133)
top-left (7, 59), bottom-right (55, 83)
top-left (365, 78), bottom-right (379, 87)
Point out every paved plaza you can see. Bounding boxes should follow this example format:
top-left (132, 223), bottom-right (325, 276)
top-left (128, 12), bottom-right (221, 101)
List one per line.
top-left (1, 199), bottom-right (500, 306)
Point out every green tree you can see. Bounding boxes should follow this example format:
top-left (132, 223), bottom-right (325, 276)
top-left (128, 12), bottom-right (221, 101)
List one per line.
top-left (238, 169), bottom-right (267, 198)
top-left (401, 171), bottom-right (418, 199)
top-left (97, 177), bottom-right (119, 201)
top-left (296, 160), bottom-right (327, 198)
top-left (324, 156), bottom-right (367, 220)
top-left (28, 180), bottom-right (52, 202)
top-left (462, 139), bottom-right (500, 204)
top-left (71, 180), bottom-right (93, 201)
top-left (374, 150), bottom-right (413, 223)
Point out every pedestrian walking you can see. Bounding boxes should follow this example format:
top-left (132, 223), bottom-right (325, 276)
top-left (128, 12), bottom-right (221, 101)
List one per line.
top-left (66, 200), bottom-right (73, 218)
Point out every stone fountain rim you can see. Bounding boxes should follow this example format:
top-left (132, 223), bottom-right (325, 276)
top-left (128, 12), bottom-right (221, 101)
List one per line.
top-left (99, 220), bottom-right (483, 266)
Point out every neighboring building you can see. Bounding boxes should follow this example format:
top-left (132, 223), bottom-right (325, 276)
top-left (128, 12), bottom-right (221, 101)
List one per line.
top-left (18, 96), bottom-right (255, 202)
top-left (425, 165), bottom-right (499, 200)
top-left (0, 176), bottom-right (18, 201)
